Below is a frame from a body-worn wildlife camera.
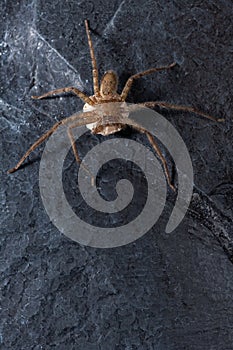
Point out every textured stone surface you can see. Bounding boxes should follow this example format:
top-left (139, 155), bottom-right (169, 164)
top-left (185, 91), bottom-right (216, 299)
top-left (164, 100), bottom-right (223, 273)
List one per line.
top-left (1, 0), bottom-right (233, 349)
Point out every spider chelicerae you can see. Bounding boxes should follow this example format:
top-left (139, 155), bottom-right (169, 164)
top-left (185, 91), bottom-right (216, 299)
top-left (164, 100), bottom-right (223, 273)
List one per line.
top-left (8, 20), bottom-right (224, 191)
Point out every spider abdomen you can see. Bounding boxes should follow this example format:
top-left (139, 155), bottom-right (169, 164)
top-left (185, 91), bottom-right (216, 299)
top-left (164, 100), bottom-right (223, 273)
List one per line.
top-left (92, 123), bottom-right (124, 136)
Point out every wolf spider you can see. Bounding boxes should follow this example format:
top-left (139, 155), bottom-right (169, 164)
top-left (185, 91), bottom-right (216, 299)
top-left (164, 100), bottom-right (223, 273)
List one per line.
top-left (8, 20), bottom-right (224, 191)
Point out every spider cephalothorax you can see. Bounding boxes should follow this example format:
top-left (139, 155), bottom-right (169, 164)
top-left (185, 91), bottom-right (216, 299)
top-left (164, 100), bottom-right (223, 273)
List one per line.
top-left (99, 70), bottom-right (119, 97)
top-left (8, 20), bottom-right (224, 191)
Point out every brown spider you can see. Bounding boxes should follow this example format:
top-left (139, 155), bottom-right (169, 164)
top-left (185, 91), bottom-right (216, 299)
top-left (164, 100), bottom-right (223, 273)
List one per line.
top-left (8, 20), bottom-right (224, 191)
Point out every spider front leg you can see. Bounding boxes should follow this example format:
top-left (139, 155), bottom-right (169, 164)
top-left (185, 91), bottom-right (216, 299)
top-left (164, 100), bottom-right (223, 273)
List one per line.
top-left (121, 62), bottom-right (176, 101)
top-left (139, 101), bottom-right (224, 122)
top-left (85, 19), bottom-right (100, 97)
top-left (32, 86), bottom-right (94, 106)
top-left (132, 125), bottom-right (175, 192)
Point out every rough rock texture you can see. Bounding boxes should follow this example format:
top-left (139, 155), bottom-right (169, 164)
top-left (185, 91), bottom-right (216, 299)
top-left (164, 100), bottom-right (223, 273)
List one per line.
top-left (1, 0), bottom-right (233, 349)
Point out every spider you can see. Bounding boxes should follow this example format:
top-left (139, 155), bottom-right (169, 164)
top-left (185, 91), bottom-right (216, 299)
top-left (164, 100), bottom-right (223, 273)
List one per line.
top-left (8, 20), bottom-right (224, 191)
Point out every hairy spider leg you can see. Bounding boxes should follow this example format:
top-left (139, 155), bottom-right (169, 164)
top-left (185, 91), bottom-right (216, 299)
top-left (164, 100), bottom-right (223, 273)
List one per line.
top-left (67, 117), bottom-right (102, 185)
top-left (121, 62), bottom-right (176, 101)
top-left (7, 112), bottom-right (99, 174)
top-left (32, 87), bottom-right (94, 105)
top-left (130, 124), bottom-right (175, 191)
top-left (139, 101), bottom-right (224, 122)
top-left (85, 19), bottom-right (100, 97)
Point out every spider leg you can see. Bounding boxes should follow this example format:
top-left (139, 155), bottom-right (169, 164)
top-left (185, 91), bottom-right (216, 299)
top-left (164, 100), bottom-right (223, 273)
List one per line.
top-left (7, 111), bottom-right (98, 174)
top-left (139, 101), bottom-right (224, 122)
top-left (121, 62), bottom-right (176, 101)
top-left (132, 124), bottom-right (175, 191)
top-left (85, 20), bottom-right (100, 97)
top-left (32, 87), bottom-right (94, 106)
top-left (8, 121), bottom-right (63, 174)
top-left (67, 119), bottom-right (100, 185)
